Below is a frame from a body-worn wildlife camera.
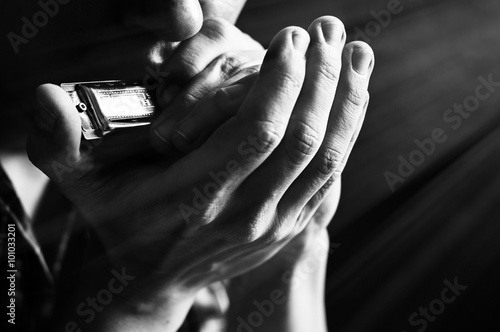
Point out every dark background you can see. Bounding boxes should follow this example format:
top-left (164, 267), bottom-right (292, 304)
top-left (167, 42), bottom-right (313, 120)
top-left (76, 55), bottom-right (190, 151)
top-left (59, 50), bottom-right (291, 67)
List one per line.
top-left (2, 0), bottom-right (500, 331)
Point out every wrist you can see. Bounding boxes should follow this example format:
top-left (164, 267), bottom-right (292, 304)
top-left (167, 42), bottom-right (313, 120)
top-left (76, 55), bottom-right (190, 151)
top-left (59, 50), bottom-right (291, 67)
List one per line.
top-left (229, 232), bottom-right (329, 302)
top-left (226, 237), bottom-right (329, 332)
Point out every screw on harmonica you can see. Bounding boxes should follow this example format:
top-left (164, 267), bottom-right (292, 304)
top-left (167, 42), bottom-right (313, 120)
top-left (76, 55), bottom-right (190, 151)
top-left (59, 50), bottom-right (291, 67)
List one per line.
top-left (77, 102), bottom-right (87, 113)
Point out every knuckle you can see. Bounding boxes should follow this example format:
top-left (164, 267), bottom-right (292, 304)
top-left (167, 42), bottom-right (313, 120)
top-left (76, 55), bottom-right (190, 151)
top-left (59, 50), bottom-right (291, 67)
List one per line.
top-left (232, 204), bottom-right (280, 244)
top-left (265, 54), bottom-right (305, 91)
top-left (317, 57), bottom-right (340, 84)
top-left (345, 88), bottom-right (367, 109)
top-left (262, 47), bottom-right (306, 91)
top-left (225, 196), bottom-right (282, 245)
top-left (315, 146), bottom-right (344, 177)
top-left (286, 119), bottom-right (322, 165)
top-left (192, 209), bottom-right (216, 227)
top-left (201, 18), bottom-right (232, 43)
top-left (231, 223), bottom-right (261, 244)
top-left (261, 229), bottom-right (281, 244)
top-left (250, 120), bottom-right (284, 155)
top-left (314, 175), bottom-right (336, 200)
top-left (262, 219), bottom-right (291, 244)
top-left (181, 195), bottom-right (221, 226)
top-left (179, 55), bottom-right (204, 79)
top-left (275, 69), bottom-right (304, 93)
top-left (215, 53), bottom-right (245, 80)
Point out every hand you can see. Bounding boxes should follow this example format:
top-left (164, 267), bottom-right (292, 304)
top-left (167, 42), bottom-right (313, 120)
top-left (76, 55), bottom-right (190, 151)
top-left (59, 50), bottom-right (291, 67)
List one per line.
top-left (155, 16), bottom-right (371, 332)
top-left (27, 15), bottom-right (373, 332)
top-left (151, 17), bottom-right (370, 274)
top-left (146, 17), bottom-right (265, 154)
top-left (143, 13), bottom-right (373, 294)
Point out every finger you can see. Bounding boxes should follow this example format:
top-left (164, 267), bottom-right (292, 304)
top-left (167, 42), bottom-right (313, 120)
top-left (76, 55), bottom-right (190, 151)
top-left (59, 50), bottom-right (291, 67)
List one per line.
top-left (297, 97), bottom-right (368, 222)
top-left (149, 59), bottom-right (263, 155)
top-left (170, 54), bottom-right (262, 114)
top-left (279, 41), bottom-right (374, 217)
top-left (149, 21), bottom-right (265, 153)
top-left (157, 18), bottom-right (263, 105)
top-left (153, 49), bottom-right (264, 116)
top-left (298, 96), bottom-right (368, 222)
top-left (231, 16), bottom-right (346, 218)
top-left (160, 27), bottom-right (309, 204)
top-left (300, 177), bottom-right (341, 231)
top-left (339, 94), bottom-right (369, 168)
top-left (27, 84), bottom-right (83, 183)
top-left (163, 71), bottom-right (259, 154)
top-left (173, 83), bottom-right (248, 152)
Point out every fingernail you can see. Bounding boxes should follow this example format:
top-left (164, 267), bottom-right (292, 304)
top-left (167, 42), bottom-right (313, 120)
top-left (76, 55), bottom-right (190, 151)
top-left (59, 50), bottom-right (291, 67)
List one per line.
top-left (175, 120), bottom-right (198, 145)
top-left (292, 30), bottom-right (309, 53)
top-left (320, 21), bottom-right (345, 44)
top-left (220, 84), bottom-right (246, 101)
top-left (153, 124), bottom-right (175, 153)
top-left (351, 46), bottom-right (373, 75)
top-left (35, 103), bottom-right (57, 132)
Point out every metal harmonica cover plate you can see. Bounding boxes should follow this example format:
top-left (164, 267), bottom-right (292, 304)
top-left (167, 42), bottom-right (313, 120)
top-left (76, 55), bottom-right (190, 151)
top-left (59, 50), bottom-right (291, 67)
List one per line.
top-left (61, 80), bottom-right (156, 140)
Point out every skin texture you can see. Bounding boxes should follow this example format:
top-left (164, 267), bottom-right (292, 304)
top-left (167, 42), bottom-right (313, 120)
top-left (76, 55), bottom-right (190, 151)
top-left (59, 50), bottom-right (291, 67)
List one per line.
top-left (26, 1), bottom-right (374, 330)
top-left (127, 0), bottom-right (247, 41)
top-left (147, 16), bottom-right (373, 330)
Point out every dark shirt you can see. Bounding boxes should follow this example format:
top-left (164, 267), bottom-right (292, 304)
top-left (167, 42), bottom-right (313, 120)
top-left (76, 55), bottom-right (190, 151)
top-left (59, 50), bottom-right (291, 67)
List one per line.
top-left (1, 164), bottom-right (54, 331)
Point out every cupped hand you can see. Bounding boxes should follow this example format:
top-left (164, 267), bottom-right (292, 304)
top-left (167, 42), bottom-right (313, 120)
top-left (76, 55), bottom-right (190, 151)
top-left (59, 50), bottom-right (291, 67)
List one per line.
top-left (152, 14), bottom-right (372, 271)
top-left (27, 15), bottom-right (373, 331)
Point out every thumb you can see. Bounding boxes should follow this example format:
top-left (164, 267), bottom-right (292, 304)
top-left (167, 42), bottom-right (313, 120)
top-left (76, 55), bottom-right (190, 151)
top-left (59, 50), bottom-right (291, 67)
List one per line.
top-left (27, 83), bottom-right (83, 183)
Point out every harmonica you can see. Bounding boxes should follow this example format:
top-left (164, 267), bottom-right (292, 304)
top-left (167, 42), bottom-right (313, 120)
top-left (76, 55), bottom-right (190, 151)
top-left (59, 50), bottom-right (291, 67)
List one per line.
top-left (61, 80), bottom-right (156, 140)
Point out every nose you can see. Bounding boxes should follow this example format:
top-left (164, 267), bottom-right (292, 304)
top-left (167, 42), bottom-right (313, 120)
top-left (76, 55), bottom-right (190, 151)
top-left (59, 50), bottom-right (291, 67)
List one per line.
top-left (132, 0), bottom-right (203, 41)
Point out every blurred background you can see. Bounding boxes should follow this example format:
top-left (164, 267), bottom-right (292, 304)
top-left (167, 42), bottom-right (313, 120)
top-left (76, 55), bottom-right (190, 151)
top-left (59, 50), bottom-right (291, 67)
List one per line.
top-left (2, 0), bottom-right (500, 331)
